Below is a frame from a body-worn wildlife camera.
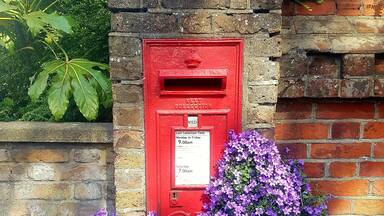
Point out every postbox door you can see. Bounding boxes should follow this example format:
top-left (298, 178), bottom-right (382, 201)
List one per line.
top-left (157, 112), bottom-right (228, 215)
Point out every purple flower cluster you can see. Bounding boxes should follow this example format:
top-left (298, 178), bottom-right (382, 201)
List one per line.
top-left (92, 208), bottom-right (115, 216)
top-left (199, 130), bottom-right (327, 216)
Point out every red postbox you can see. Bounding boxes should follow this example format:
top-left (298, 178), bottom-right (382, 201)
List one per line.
top-left (144, 39), bottom-right (243, 215)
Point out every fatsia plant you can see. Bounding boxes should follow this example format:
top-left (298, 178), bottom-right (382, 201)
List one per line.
top-left (0, 0), bottom-right (111, 120)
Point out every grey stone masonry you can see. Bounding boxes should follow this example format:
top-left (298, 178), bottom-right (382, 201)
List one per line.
top-left (109, 0), bottom-right (282, 215)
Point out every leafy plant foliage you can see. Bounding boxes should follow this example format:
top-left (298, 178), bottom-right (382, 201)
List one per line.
top-left (0, 0), bottom-right (111, 121)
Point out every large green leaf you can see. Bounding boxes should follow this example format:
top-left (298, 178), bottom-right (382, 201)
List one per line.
top-left (28, 60), bottom-right (64, 101)
top-left (23, 11), bottom-right (73, 36)
top-left (71, 71), bottom-right (98, 121)
top-left (48, 71), bottom-right (71, 120)
top-left (28, 58), bottom-right (109, 121)
top-left (69, 59), bottom-right (111, 107)
top-left (0, 1), bottom-right (16, 13)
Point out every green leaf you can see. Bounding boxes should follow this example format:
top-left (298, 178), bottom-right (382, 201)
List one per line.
top-left (0, 1), bottom-right (16, 13)
top-left (69, 58), bottom-right (111, 108)
top-left (28, 60), bottom-right (64, 101)
top-left (48, 72), bottom-right (71, 120)
top-left (23, 11), bottom-right (73, 36)
top-left (70, 70), bottom-right (98, 121)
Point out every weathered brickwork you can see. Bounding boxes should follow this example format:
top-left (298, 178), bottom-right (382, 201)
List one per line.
top-left (0, 122), bottom-right (114, 216)
top-left (276, 100), bottom-right (384, 215)
top-left (109, 0), bottom-right (283, 214)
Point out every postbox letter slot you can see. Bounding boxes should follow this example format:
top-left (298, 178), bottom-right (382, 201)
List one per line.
top-left (159, 69), bottom-right (227, 95)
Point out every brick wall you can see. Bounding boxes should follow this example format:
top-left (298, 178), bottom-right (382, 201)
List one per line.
top-left (275, 100), bottom-right (384, 215)
top-left (283, 0), bottom-right (384, 16)
top-left (0, 122), bottom-right (114, 216)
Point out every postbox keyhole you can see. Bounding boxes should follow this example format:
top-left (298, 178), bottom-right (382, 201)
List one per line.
top-left (172, 192), bottom-right (178, 200)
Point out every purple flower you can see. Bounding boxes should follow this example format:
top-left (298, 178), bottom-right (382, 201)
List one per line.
top-left (199, 130), bottom-right (328, 216)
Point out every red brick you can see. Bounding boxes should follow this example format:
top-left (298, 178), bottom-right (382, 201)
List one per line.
top-left (342, 54), bottom-right (375, 76)
top-left (360, 162), bottom-right (384, 177)
top-left (329, 162), bottom-right (356, 177)
top-left (282, 0), bottom-right (295, 16)
top-left (340, 79), bottom-right (373, 98)
top-left (374, 142), bottom-right (384, 158)
top-left (376, 59), bottom-right (384, 74)
top-left (310, 180), bottom-right (369, 196)
top-left (364, 122), bottom-right (384, 139)
top-left (296, 0), bottom-right (337, 15)
top-left (362, 0), bottom-right (384, 16)
top-left (304, 162), bottom-right (324, 178)
top-left (377, 103), bottom-right (384, 118)
top-left (354, 199), bottom-right (384, 215)
top-left (336, 0), bottom-right (361, 15)
top-left (277, 143), bottom-right (307, 159)
top-left (306, 79), bottom-right (339, 98)
top-left (317, 102), bottom-right (374, 119)
top-left (372, 180), bottom-right (384, 195)
top-left (308, 55), bottom-right (339, 78)
top-left (328, 198), bottom-right (352, 215)
top-left (331, 122), bottom-right (360, 139)
top-left (275, 123), bottom-right (329, 140)
top-left (311, 143), bottom-right (371, 159)
top-left (374, 79), bottom-right (384, 96)
top-left (275, 102), bottom-right (312, 120)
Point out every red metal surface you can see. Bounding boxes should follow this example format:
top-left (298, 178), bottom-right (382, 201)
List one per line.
top-left (144, 39), bottom-right (243, 215)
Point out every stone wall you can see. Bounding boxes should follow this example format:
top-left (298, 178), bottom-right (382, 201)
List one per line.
top-left (0, 122), bottom-right (114, 216)
top-left (109, 0), bottom-right (283, 214)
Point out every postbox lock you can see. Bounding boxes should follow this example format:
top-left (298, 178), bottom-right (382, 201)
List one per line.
top-left (184, 52), bottom-right (202, 68)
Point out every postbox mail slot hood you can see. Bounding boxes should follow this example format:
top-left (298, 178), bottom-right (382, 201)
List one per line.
top-left (159, 69), bottom-right (227, 95)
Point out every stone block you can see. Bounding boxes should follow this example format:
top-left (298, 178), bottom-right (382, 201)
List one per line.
top-left (113, 106), bottom-right (143, 128)
top-left (115, 149), bottom-right (145, 169)
top-left (282, 34), bottom-right (331, 54)
top-left (115, 168), bottom-right (144, 189)
top-left (116, 190), bottom-right (145, 209)
top-left (73, 149), bottom-right (103, 163)
top-left (74, 183), bottom-right (102, 200)
top-left (340, 79), bottom-right (373, 97)
top-left (15, 183), bottom-right (71, 200)
top-left (247, 105), bottom-right (276, 124)
top-left (293, 16), bottom-right (353, 34)
top-left (213, 13), bottom-right (281, 34)
top-left (113, 84), bottom-right (143, 104)
top-left (230, 0), bottom-right (248, 9)
top-left (350, 17), bottom-right (384, 33)
top-left (279, 51), bottom-right (308, 78)
top-left (342, 54), bottom-right (375, 76)
top-left (0, 149), bottom-right (10, 161)
top-left (27, 164), bottom-right (56, 180)
top-left (111, 13), bottom-right (178, 33)
top-left (308, 55), bottom-right (339, 78)
top-left (109, 36), bottom-right (141, 57)
top-left (27, 201), bottom-right (59, 216)
top-left (247, 58), bottom-right (279, 81)
top-left (330, 35), bottom-right (384, 53)
top-left (248, 85), bottom-right (278, 103)
top-left (61, 164), bottom-right (107, 181)
top-left (110, 56), bottom-right (142, 81)
top-left (246, 36), bottom-right (282, 57)
top-left (306, 79), bottom-right (340, 97)
top-left (278, 79), bottom-right (305, 98)
top-left (161, 0), bottom-right (229, 9)
top-left (114, 130), bottom-right (144, 149)
top-left (108, 0), bottom-right (148, 9)
top-left (180, 13), bottom-right (212, 34)
top-left (12, 149), bottom-right (69, 163)
top-left (0, 183), bottom-right (11, 200)
top-left (250, 0), bottom-right (282, 9)
top-left (0, 164), bottom-right (27, 181)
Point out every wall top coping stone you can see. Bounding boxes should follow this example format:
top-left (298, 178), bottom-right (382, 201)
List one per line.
top-left (0, 122), bottom-right (113, 143)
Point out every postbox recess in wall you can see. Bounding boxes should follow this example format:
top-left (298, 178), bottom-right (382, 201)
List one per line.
top-left (159, 51), bottom-right (227, 95)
